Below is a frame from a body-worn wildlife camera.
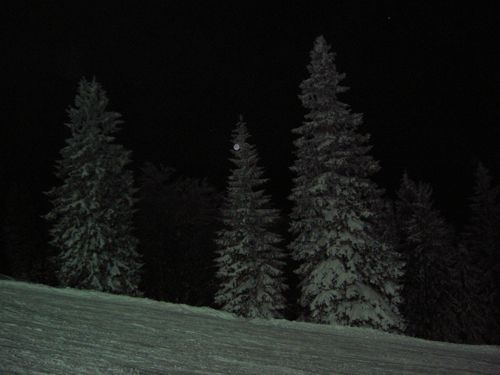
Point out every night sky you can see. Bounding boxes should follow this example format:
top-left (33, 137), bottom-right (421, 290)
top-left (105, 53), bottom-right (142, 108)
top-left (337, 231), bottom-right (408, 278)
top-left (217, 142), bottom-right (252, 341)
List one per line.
top-left (3, 2), bottom-right (500, 226)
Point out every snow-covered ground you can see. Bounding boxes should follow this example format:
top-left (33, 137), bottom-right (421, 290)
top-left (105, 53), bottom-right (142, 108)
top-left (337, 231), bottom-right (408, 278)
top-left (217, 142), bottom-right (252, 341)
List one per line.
top-left (1, 280), bottom-right (499, 374)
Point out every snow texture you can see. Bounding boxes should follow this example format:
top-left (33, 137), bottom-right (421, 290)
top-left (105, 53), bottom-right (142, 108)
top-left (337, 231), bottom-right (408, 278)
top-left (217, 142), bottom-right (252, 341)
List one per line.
top-left (1, 280), bottom-right (500, 374)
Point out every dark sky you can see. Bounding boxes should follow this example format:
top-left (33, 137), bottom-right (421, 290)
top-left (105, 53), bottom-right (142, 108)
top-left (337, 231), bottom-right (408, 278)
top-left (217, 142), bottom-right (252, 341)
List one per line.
top-left (3, 1), bottom-right (500, 226)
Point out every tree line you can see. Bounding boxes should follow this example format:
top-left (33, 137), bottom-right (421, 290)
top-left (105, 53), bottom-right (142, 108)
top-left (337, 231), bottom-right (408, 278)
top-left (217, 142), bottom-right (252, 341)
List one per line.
top-left (1, 36), bottom-right (499, 345)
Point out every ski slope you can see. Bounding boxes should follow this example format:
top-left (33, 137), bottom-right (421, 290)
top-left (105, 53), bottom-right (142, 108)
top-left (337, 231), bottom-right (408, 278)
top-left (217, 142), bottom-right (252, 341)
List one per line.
top-left (1, 280), bottom-right (499, 374)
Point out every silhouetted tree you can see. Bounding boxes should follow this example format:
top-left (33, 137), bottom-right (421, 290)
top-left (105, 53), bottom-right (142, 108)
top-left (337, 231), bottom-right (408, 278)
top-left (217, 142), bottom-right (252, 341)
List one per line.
top-left (396, 173), bottom-right (459, 342)
top-left (137, 162), bottom-right (222, 306)
top-left (447, 243), bottom-right (491, 343)
top-left (461, 162), bottom-right (500, 343)
top-left (136, 163), bottom-right (174, 301)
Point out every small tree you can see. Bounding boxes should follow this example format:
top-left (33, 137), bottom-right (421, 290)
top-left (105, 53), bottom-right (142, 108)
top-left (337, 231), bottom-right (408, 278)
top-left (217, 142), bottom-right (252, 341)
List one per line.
top-left (215, 117), bottom-right (287, 318)
top-left (45, 78), bottom-right (142, 295)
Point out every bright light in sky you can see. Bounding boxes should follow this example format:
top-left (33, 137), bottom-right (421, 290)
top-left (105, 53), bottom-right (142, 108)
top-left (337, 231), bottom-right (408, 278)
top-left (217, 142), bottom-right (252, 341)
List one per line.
top-left (233, 143), bottom-right (240, 151)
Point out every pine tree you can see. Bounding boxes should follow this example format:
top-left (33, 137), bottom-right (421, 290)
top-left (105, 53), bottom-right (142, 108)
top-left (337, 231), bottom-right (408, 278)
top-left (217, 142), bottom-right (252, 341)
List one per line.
top-left (289, 36), bottom-right (404, 331)
top-left (461, 162), bottom-right (500, 343)
top-left (215, 118), bottom-right (287, 319)
top-left (395, 173), bottom-right (458, 341)
top-left (45, 78), bottom-right (142, 296)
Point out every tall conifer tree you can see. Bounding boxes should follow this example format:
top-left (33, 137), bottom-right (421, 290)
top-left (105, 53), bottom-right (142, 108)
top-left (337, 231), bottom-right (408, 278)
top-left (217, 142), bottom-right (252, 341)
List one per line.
top-left (215, 118), bottom-right (287, 318)
top-left (289, 36), bottom-right (404, 331)
top-left (46, 78), bottom-right (142, 295)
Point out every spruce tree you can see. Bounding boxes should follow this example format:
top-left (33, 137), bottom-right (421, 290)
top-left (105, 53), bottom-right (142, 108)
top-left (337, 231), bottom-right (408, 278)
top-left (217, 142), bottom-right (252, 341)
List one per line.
top-left (462, 162), bottom-right (500, 343)
top-left (45, 78), bottom-right (142, 295)
top-left (289, 36), bottom-right (404, 331)
top-left (215, 118), bottom-right (287, 319)
top-left (395, 173), bottom-right (458, 341)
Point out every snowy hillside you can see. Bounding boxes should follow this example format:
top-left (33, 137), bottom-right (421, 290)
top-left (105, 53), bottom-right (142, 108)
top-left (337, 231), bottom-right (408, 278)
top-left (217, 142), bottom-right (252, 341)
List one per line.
top-left (1, 280), bottom-right (499, 374)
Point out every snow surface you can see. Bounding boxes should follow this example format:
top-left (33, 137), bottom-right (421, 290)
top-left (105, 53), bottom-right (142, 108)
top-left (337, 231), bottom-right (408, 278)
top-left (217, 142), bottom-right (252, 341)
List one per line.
top-left (1, 280), bottom-right (499, 374)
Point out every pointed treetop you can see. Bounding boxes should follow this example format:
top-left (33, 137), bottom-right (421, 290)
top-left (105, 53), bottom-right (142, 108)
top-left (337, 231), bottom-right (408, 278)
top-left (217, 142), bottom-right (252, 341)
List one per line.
top-left (68, 76), bottom-right (121, 135)
top-left (75, 76), bottom-right (106, 106)
top-left (475, 161), bottom-right (492, 185)
top-left (313, 35), bottom-right (329, 53)
top-left (230, 116), bottom-right (250, 154)
top-left (470, 161), bottom-right (499, 207)
top-left (232, 115), bottom-right (249, 143)
top-left (308, 35), bottom-right (338, 71)
top-left (299, 36), bottom-right (349, 111)
top-left (401, 171), bottom-right (411, 187)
